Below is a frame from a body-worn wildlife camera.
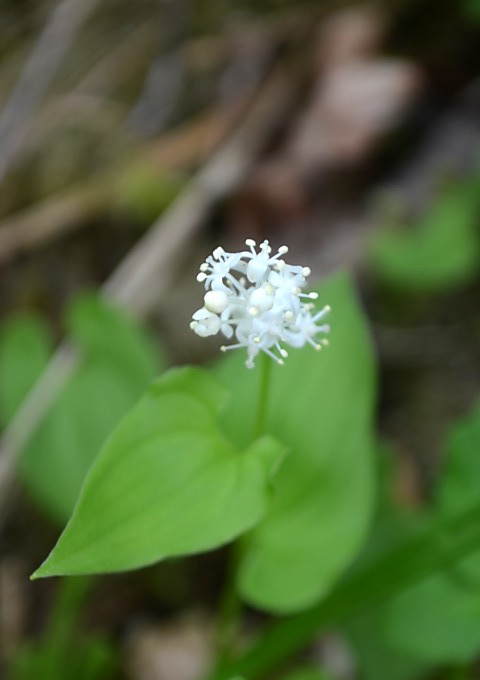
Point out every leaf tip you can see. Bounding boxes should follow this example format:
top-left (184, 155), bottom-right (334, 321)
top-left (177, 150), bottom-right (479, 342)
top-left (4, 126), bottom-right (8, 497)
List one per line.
top-left (30, 563), bottom-right (49, 580)
top-left (30, 567), bottom-right (45, 580)
top-left (31, 554), bottom-right (61, 579)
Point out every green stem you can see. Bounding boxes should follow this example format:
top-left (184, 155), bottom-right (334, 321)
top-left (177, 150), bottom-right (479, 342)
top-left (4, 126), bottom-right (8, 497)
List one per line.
top-left (216, 355), bottom-right (273, 663)
top-left (254, 353), bottom-right (271, 440)
top-left (215, 540), bottom-right (244, 663)
top-left (206, 500), bottom-right (480, 680)
top-left (43, 576), bottom-right (93, 675)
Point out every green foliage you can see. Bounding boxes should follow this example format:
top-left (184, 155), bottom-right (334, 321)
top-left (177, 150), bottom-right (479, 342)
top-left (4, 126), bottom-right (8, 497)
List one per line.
top-left (436, 399), bottom-right (480, 588)
top-left (369, 176), bottom-right (480, 291)
top-left (8, 578), bottom-right (115, 680)
top-left (384, 570), bottom-right (480, 663)
top-left (208, 499), bottom-right (480, 680)
top-left (19, 266), bottom-right (480, 679)
top-left (0, 293), bottom-right (163, 523)
top-left (438, 400), bottom-right (480, 517)
top-left (281, 667), bottom-right (331, 680)
top-left (371, 400), bottom-right (480, 665)
top-left (464, 0), bottom-right (480, 23)
top-left (209, 400), bottom-right (480, 679)
top-left (33, 367), bottom-right (285, 577)
top-left (0, 315), bottom-right (52, 424)
top-left (345, 509), bottom-right (431, 680)
top-left (215, 272), bottom-right (376, 613)
top-left (347, 609), bottom-right (427, 680)
top-left (32, 273), bottom-right (375, 601)
top-left (66, 293), bottom-right (159, 386)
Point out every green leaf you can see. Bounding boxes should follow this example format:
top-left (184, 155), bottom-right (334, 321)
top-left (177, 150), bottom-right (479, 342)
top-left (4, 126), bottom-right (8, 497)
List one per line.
top-left (347, 508), bottom-right (479, 668)
top-left (283, 666), bottom-right (330, 680)
top-left (215, 272), bottom-right (376, 613)
top-left (438, 400), bottom-right (480, 518)
top-left (345, 511), bottom-right (432, 678)
top-left (281, 667), bottom-right (331, 680)
top-left (0, 314), bottom-right (53, 426)
top-left (205, 500), bottom-right (480, 680)
top-left (19, 293), bottom-right (163, 523)
top-left (347, 609), bottom-right (427, 680)
top-left (32, 367), bottom-right (285, 578)
top-left (437, 399), bottom-right (480, 585)
top-left (381, 401), bottom-right (480, 665)
top-left (369, 176), bottom-right (480, 291)
top-left (66, 292), bottom-right (161, 387)
top-left (384, 570), bottom-right (480, 664)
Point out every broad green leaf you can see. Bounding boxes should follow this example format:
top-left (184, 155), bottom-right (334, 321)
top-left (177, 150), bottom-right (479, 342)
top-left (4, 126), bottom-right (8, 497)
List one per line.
top-left (370, 176), bottom-right (480, 291)
top-left (347, 609), bottom-right (427, 680)
top-left (345, 510), bottom-right (433, 680)
top-left (32, 367), bottom-right (285, 578)
top-left (437, 399), bottom-right (480, 584)
top-left (19, 293), bottom-right (163, 523)
top-left (382, 401), bottom-right (480, 664)
top-left (384, 570), bottom-right (480, 664)
top-left (0, 314), bottom-right (53, 425)
top-left (20, 361), bottom-right (154, 522)
top-left (214, 272), bottom-right (376, 613)
top-left (205, 500), bottom-right (480, 680)
top-left (66, 292), bottom-right (161, 387)
top-left (438, 400), bottom-right (480, 517)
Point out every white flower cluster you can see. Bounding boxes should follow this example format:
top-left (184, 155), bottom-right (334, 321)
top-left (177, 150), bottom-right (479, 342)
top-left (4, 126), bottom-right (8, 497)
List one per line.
top-left (190, 239), bottom-right (330, 368)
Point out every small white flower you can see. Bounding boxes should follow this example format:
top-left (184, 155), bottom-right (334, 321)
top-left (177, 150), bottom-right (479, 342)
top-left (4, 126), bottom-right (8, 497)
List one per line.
top-left (190, 239), bottom-right (330, 368)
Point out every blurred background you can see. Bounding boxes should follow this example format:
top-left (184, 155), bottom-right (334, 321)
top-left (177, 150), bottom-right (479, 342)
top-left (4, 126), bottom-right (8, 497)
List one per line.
top-left (0, 0), bottom-right (480, 679)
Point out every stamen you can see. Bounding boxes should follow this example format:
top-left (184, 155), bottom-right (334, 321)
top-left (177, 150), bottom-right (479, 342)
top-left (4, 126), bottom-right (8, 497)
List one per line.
top-left (221, 343), bottom-right (245, 352)
top-left (262, 347), bottom-right (284, 365)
